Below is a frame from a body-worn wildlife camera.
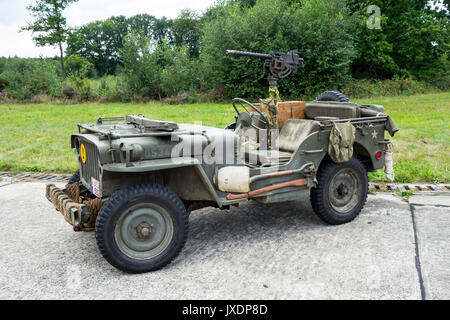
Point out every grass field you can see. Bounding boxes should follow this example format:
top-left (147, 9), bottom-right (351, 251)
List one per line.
top-left (0, 92), bottom-right (448, 183)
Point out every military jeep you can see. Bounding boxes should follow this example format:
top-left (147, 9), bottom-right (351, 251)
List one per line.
top-left (45, 51), bottom-right (398, 273)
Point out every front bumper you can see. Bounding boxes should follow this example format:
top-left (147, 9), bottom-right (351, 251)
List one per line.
top-left (45, 184), bottom-right (102, 231)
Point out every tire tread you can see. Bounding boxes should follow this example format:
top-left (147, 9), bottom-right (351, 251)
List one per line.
top-left (68, 170), bottom-right (80, 185)
top-left (310, 157), bottom-right (368, 225)
top-left (315, 91), bottom-right (350, 103)
top-left (95, 183), bottom-right (189, 273)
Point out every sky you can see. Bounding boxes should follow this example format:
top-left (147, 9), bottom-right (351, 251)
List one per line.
top-left (0, 0), bottom-right (215, 58)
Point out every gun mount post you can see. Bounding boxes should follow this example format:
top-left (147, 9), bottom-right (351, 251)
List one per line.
top-left (226, 50), bottom-right (304, 145)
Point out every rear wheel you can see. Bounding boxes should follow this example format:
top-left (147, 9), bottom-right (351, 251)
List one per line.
top-left (95, 184), bottom-right (189, 273)
top-left (315, 91), bottom-right (350, 103)
top-left (310, 157), bottom-right (368, 225)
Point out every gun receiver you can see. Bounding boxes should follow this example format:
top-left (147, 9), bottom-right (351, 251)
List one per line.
top-left (226, 50), bottom-right (304, 87)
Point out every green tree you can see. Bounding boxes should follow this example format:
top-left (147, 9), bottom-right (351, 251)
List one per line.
top-left (128, 14), bottom-right (157, 35)
top-left (152, 17), bottom-right (174, 44)
top-left (172, 10), bottom-right (202, 58)
top-left (65, 54), bottom-right (94, 78)
top-left (231, 0), bottom-right (257, 8)
top-left (120, 33), bottom-right (164, 99)
top-left (200, 0), bottom-right (357, 99)
top-left (67, 14), bottom-right (168, 75)
top-left (67, 16), bottom-right (130, 75)
top-left (161, 46), bottom-right (198, 96)
top-left (120, 32), bottom-right (198, 99)
top-left (348, 0), bottom-right (449, 80)
top-left (21, 0), bottom-right (79, 79)
top-left (431, 0), bottom-right (449, 16)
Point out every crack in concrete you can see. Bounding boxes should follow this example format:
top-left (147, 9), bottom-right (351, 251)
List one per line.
top-left (409, 203), bottom-right (426, 300)
top-left (409, 203), bottom-right (450, 209)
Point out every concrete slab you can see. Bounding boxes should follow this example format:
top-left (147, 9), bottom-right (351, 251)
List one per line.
top-left (411, 195), bottom-right (450, 300)
top-left (410, 194), bottom-right (450, 207)
top-left (0, 183), bottom-right (421, 300)
top-left (0, 176), bottom-right (12, 187)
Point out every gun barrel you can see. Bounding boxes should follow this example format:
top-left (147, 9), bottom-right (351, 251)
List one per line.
top-left (226, 50), bottom-right (272, 60)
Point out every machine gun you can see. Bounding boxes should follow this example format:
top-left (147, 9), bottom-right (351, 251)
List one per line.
top-left (226, 50), bottom-right (304, 142)
top-left (226, 50), bottom-right (304, 88)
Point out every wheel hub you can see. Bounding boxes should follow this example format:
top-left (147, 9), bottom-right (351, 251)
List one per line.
top-left (328, 168), bottom-right (361, 214)
top-left (337, 183), bottom-right (349, 196)
top-left (136, 222), bottom-right (154, 239)
top-left (114, 204), bottom-right (174, 260)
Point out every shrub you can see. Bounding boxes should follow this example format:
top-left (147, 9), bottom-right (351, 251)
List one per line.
top-left (65, 54), bottom-right (95, 78)
top-left (87, 76), bottom-right (130, 102)
top-left (160, 46), bottom-right (199, 97)
top-left (62, 84), bottom-right (76, 99)
top-left (340, 77), bottom-right (439, 98)
top-left (0, 78), bottom-right (8, 91)
top-left (0, 57), bottom-right (62, 100)
top-left (120, 33), bottom-right (164, 99)
top-left (120, 33), bottom-right (199, 100)
top-left (199, 0), bottom-right (357, 100)
top-left (163, 92), bottom-right (191, 105)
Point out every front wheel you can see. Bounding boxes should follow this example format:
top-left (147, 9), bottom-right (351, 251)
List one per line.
top-left (95, 184), bottom-right (189, 273)
top-left (68, 170), bottom-right (80, 185)
top-left (310, 157), bottom-right (368, 225)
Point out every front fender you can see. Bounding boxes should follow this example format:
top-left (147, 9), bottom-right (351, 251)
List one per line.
top-left (102, 157), bottom-right (200, 173)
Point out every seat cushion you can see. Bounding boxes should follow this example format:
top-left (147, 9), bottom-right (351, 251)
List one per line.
top-left (244, 119), bottom-right (319, 165)
top-left (305, 101), bottom-right (360, 120)
top-left (246, 149), bottom-right (293, 165)
top-left (278, 119), bottom-right (320, 153)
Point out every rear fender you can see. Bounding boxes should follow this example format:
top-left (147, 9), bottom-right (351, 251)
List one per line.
top-left (297, 126), bottom-right (385, 173)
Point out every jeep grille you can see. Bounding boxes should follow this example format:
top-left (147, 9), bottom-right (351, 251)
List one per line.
top-left (78, 140), bottom-right (101, 187)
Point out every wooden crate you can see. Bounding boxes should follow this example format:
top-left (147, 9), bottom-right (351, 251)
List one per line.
top-left (255, 101), bottom-right (306, 127)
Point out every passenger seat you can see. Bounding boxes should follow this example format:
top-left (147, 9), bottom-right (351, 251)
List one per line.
top-left (246, 119), bottom-right (320, 165)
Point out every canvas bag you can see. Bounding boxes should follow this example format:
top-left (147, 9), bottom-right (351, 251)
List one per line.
top-left (328, 122), bottom-right (356, 163)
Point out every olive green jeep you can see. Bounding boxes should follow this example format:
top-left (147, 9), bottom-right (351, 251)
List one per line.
top-left (45, 51), bottom-right (398, 273)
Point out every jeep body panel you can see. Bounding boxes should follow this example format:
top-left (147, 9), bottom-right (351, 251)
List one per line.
top-left (68, 106), bottom-right (395, 210)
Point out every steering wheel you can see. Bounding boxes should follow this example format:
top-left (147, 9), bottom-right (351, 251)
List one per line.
top-left (232, 98), bottom-right (270, 131)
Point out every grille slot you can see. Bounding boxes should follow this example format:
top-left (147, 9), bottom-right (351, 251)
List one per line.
top-left (79, 140), bottom-right (100, 188)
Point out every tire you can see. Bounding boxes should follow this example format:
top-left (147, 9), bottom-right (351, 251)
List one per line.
top-left (310, 157), bottom-right (368, 225)
top-left (315, 91), bottom-right (350, 103)
top-left (95, 183), bottom-right (189, 273)
top-left (68, 170), bottom-right (80, 185)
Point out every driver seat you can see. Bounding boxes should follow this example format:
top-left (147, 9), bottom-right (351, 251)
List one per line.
top-left (245, 119), bottom-right (320, 165)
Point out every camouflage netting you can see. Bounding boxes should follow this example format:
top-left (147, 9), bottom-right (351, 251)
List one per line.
top-left (82, 197), bottom-right (102, 229)
top-left (66, 183), bottom-right (80, 203)
top-left (46, 184), bottom-right (83, 227)
top-left (259, 86), bottom-right (281, 130)
top-left (328, 121), bottom-right (356, 163)
top-left (259, 86), bottom-right (281, 148)
top-left (359, 107), bottom-right (399, 136)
